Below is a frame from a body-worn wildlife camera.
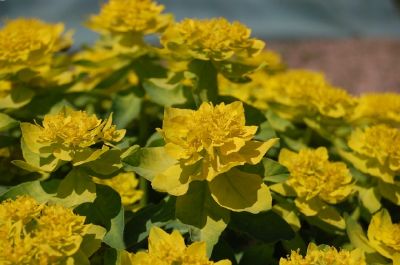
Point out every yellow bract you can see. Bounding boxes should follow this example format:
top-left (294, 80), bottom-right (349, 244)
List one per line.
top-left (22, 108), bottom-right (125, 154)
top-left (280, 147), bottom-right (353, 204)
top-left (159, 101), bottom-right (277, 183)
top-left (351, 93), bottom-right (400, 126)
top-left (93, 172), bottom-right (143, 209)
top-left (161, 18), bottom-right (264, 61)
top-left (280, 243), bottom-right (366, 265)
top-left (88, 0), bottom-right (171, 35)
top-left (348, 124), bottom-right (400, 183)
top-left (0, 18), bottom-right (69, 74)
top-left (131, 226), bottom-right (231, 265)
top-left (0, 196), bottom-right (90, 265)
top-left (259, 70), bottom-right (356, 120)
top-left (368, 209), bottom-right (400, 260)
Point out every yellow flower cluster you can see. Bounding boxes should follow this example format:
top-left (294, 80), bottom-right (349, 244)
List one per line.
top-left (159, 101), bottom-right (277, 183)
top-left (280, 243), bottom-right (366, 265)
top-left (260, 70), bottom-right (356, 120)
top-left (130, 226), bottom-right (231, 265)
top-left (22, 108), bottom-right (125, 152)
top-left (88, 0), bottom-right (171, 35)
top-left (351, 93), bottom-right (400, 126)
top-left (348, 124), bottom-right (400, 183)
top-left (161, 18), bottom-right (264, 61)
top-left (93, 172), bottom-right (143, 209)
top-left (0, 18), bottom-right (69, 74)
top-left (279, 147), bottom-right (353, 204)
top-left (0, 196), bottom-right (90, 265)
top-left (367, 210), bottom-right (400, 261)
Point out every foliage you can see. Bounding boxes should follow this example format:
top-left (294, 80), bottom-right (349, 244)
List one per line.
top-left (1, 0), bottom-right (399, 264)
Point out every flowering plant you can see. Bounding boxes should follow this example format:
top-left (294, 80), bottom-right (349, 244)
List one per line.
top-left (0, 0), bottom-right (399, 264)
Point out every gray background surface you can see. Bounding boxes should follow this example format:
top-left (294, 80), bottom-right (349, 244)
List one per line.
top-left (1, 0), bottom-right (400, 47)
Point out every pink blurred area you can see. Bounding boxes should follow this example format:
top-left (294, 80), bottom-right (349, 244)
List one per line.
top-left (269, 39), bottom-right (400, 95)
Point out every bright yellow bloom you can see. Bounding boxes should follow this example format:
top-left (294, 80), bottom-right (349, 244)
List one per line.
top-left (351, 93), bottom-right (400, 126)
top-left (0, 196), bottom-right (91, 265)
top-left (0, 18), bottom-right (70, 74)
top-left (93, 172), bottom-right (143, 209)
top-left (368, 209), bottom-right (400, 260)
top-left (0, 195), bottom-right (43, 224)
top-left (150, 101), bottom-right (275, 213)
top-left (280, 243), bottom-right (366, 265)
top-left (158, 101), bottom-right (277, 183)
top-left (161, 18), bottom-right (264, 61)
top-left (259, 70), bottom-right (356, 120)
top-left (131, 226), bottom-right (231, 265)
top-left (279, 147), bottom-right (353, 204)
top-left (20, 108), bottom-right (125, 163)
top-left (347, 124), bottom-right (400, 183)
top-left (88, 0), bottom-right (171, 35)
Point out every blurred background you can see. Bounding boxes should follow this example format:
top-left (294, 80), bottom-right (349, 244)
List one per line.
top-left (1, 0), bottom-right (400, 93)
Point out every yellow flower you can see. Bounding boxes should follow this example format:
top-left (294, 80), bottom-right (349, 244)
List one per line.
top-left (150, 101), bottom-right (276, 213)
top-left (0, 195), bottom-right (43, 224)
top-left (368, 209), bottom-right (400, 260)
top-left (280, 243), bottom-right (366, 265)
top-left (161, 18), bottom-right (264, 61)
top-left (131, 226), bottom-right (231, 265)
top-left (0, 18), bottom-right (70, 74)
top-left (275, 147), bottom-right (353, 229)
top-left (20, 108), bottom-right (125, 162)
top-left (0, 196), bottom-right (91, 265)
top-left (351, 93), bottom-right (400, 126)
top-left (158, 101), bottom-right (277, 183)
top-left (259, 70), bottom-right (355, 121)
top-left (279, 147), bottom-right (353, 204)
top-left (93, 172), bottom-right (143, 209)
top-left (88, 0), bottom-right (172, 35)
top-left (347, 124), bottom-right (400, 183)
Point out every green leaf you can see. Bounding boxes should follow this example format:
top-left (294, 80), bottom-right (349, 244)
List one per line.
top-left (230, 211), bottom-right (295, 243)
top-left (211, 240), bottom-right (238, 265)
top-left (358, 186), bottom-right (382, 213)
top-left (111, 92), bottom-right (142, 129)
top-left (124, 197), bottom-right (176, 247)
top-left (188, 59), bottom-right (218, 105)
top-left (0, 113), bottom-right (18, 131)
top-left (213, 60), bottom-right (263, 80)
top-left (0, 180), bottom-right (56, 202)
top-left (75, 185), bottom-right (125, 249)
top-left (176, 181), bottom-right (230, 256)
top-left (122, 146), bottom-right (176, 181)
top-left (239, 244), bottom-right (274, 265)
top-left (262, 158), bottom-right (289, 183)
top-left (254, 120), bottom-right (277, 142)
top-left (56, 168), bottom-right (96, 208)
top-left (209, 168), bottom-right (272, 213)
top-left (143, 78), bottom-right (188, 107)
top-left (0, 86), bottom-right (34, 110)
top-left (266, 110), bottom-right (295, 132)
top-left (378, 181), bottom-right (400, 206)
top-left (84, 149), bottom-right (123, 177)
top-left (345, 215), bottom-right (377, 253)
